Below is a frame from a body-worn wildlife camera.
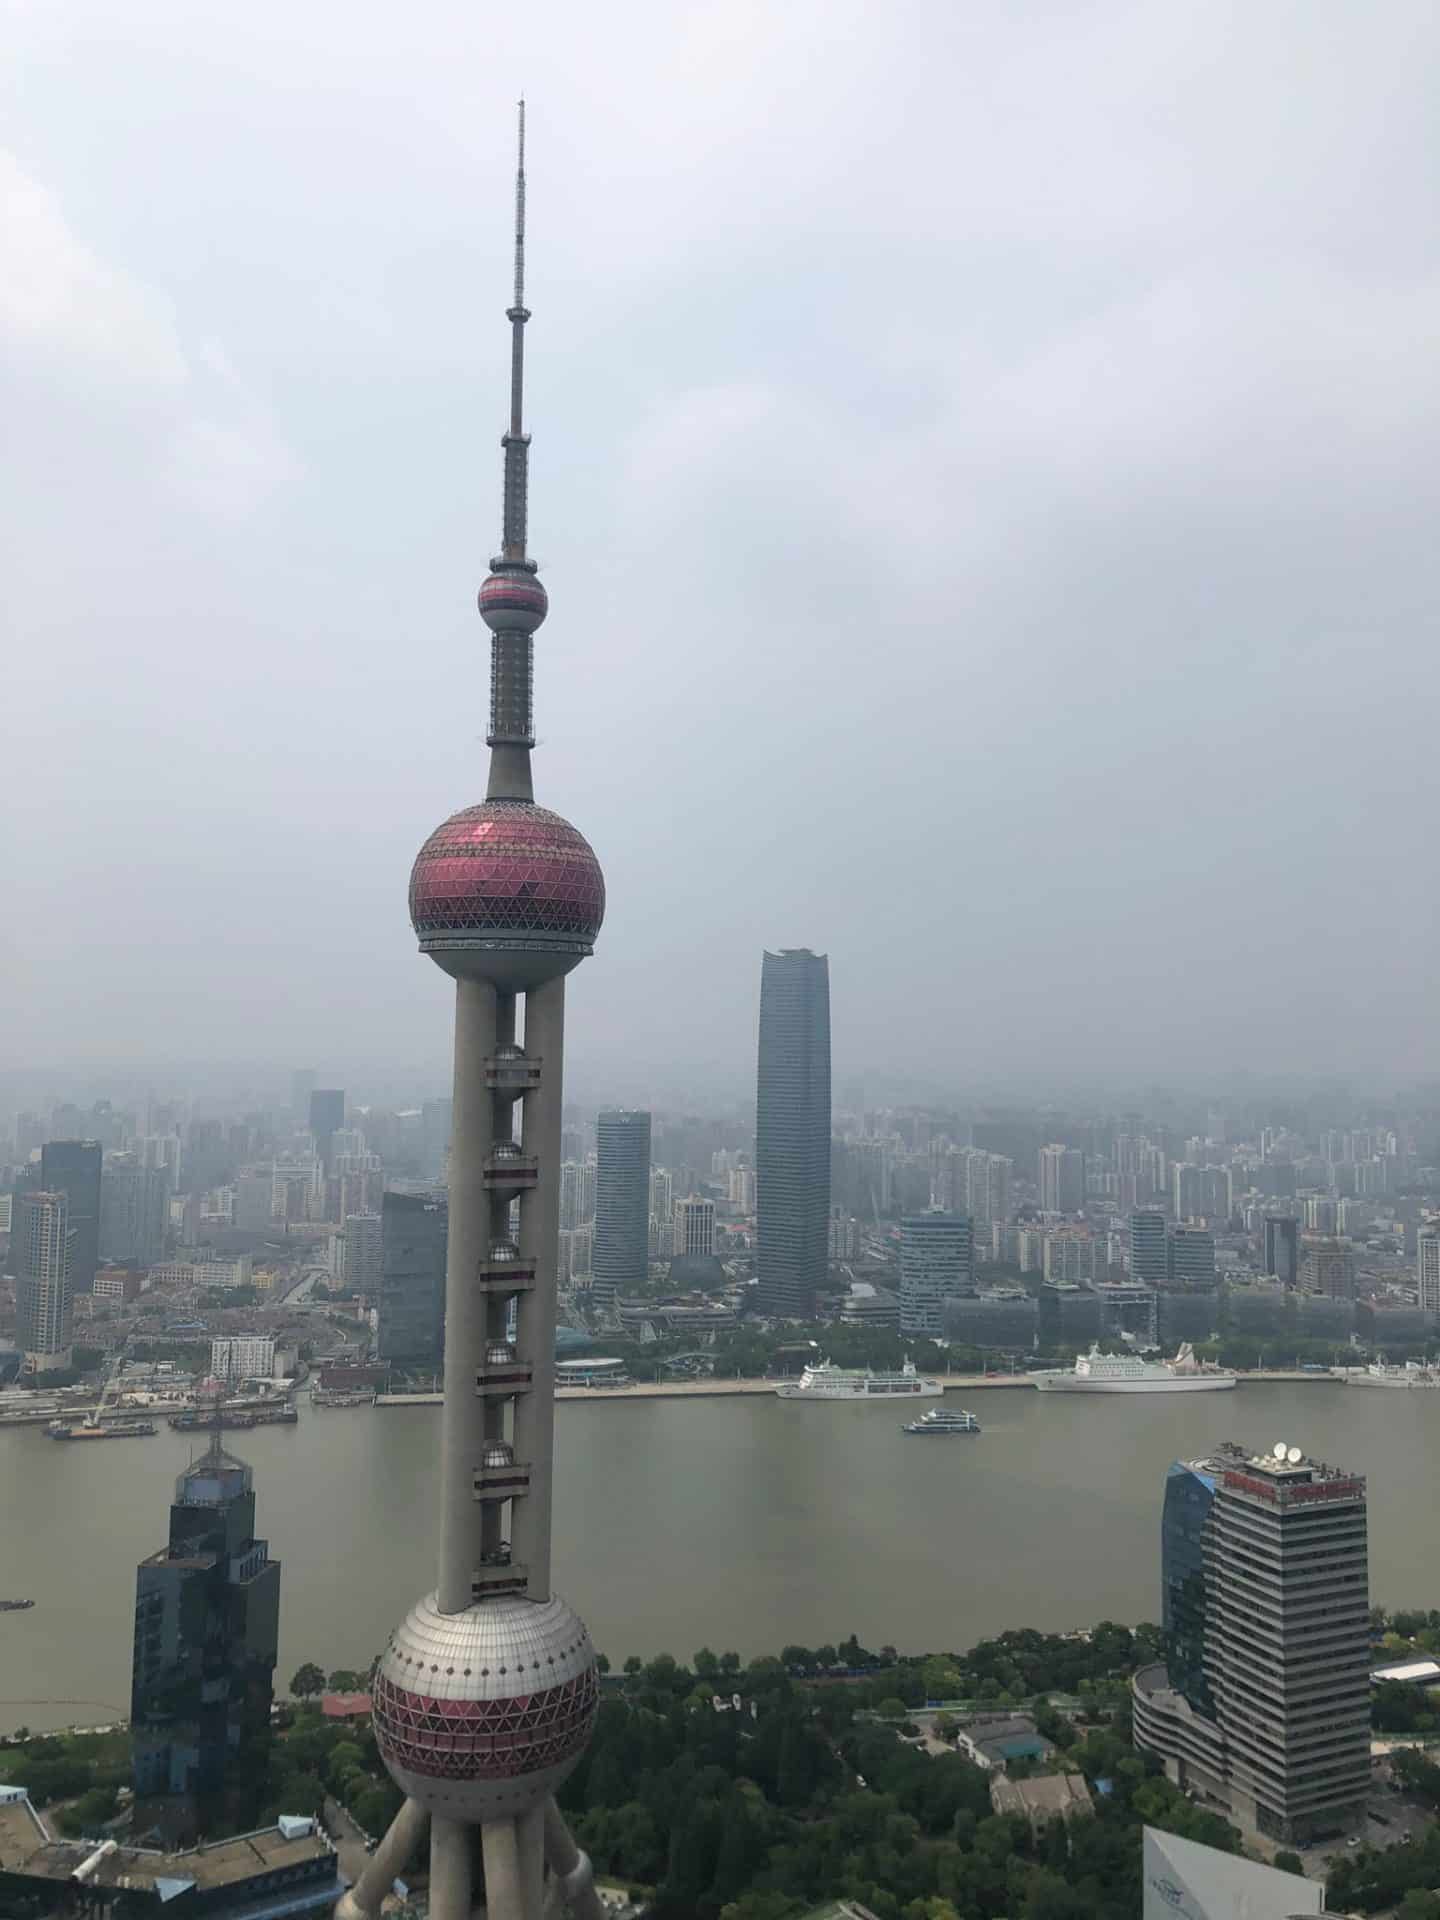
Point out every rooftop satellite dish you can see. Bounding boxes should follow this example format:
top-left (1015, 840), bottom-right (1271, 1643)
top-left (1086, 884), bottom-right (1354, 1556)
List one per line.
top-left (1272, 1441), bottom-right (1287, 1460)
top-left (1287, 1445), bottom-right (1302, 1464)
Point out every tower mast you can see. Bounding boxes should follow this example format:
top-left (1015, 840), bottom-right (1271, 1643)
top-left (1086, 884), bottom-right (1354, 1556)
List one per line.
top-left (338, 104), bottom-right (606, 1920)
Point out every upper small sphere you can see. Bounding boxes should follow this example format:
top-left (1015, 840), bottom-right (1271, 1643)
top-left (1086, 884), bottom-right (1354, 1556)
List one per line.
top-left (479, 569), bottom-right (548, 635)
top-left (372, 1591), bottom-right (599, 1820)
top-left (410, 799), bottom-right (605, 989)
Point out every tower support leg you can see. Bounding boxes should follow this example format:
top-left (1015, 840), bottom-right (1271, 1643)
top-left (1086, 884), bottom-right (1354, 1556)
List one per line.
top-left (334, 1796), bottom-right (429, 1919)
top-left (543, 1797), bottom-right (604, 1920)
top-left (431, 1814), bottom-right (477, 1920)
top-left (482, 1814), bottom-right (527, 1917)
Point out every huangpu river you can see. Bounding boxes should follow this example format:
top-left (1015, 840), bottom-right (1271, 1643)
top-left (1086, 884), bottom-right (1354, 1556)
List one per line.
top-left (4, 1382), bottom-right (1438, 1733)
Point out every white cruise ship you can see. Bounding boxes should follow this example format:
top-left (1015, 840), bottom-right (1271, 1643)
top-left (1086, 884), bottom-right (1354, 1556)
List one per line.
top-left (776, 1358), bottom-right (942, 1401)
top-left (1031, 1343), bottom-right (1236, 1394)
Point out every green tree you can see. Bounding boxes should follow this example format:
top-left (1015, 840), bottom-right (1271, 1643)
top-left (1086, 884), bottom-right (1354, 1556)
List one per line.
top-left (290, 1662), bottom-right (326, 1698)
top-left (326, 1740), bottom-right (365, 1791)
top-left (694, 1647), bottom-right (720, 1678)
top-left (328, 1669), bottom-right (363, 1692)
top-left (1273, 1850), bottom-right (1304, 1876)
top-left (718, 1651), bottom-right (741, 1674)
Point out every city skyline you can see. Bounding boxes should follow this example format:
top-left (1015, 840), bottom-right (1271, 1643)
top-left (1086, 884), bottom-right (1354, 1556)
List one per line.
top-left (9, 7), bottom-right (1440, 1089)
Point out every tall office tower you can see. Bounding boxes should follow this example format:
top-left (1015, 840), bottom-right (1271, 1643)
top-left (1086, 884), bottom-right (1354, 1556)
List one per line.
top-left (99, 1159), bottom-right (171, 1267)
top-left (344, 1212), bottom-right (384, 1296)
top-left (14, 1190), bottom-right (73, 1376)
top-left (1038, 1143), bottom-right (1084, 1214)
top-left (39, 1139), bottom-right (101, 1294)
top-left (308, 1089), bottom-right (346, 1175)
top-left (756, 947), bottom-right (831, 1318)
top-left (290, 1068), bottom-right (317, 1119)
top-left (1419, 1229), bottom-right (1440, 1315)
top-left (590, 1111), bottom-right (651, 1306)
top-left (344, 114), bottom-right (608, 1920)
top-left (378, 1191), bottom-right (449, 1372)
top-left (1129, 1210), bottom-right (1169, 1289)
top-left (672, 1195), bottom-right (716, 1259)
top-left (1301, 1238), bottom-right (1354, 1301)
top-left (1167, 1226), bottom-right (1215, 1288)
top-left (132, 1422), bottom-right (281, 1843)
top-left (338, 1150), bottom-right (385, 1220)
top-left (1262, 1215), bottom-right (1300, 1288)
top-left (422, 1097), bottom-right (454, 1177)
top-left (1134, 1442), bottom-right (1369, 1844)
top-left (899, 1211), bottom-right (973, 1336)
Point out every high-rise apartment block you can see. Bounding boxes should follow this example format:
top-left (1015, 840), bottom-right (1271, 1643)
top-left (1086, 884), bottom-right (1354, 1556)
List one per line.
top-left (1038, 1144), bottom-right (1084, 1215)
top-left (1300, 1238), bottom-right (1354, 1300)
top-left (899, 1211), bottom-right (973, 1336)
top-left (1418, 1229), bottom-right (1440, 1315)
top-left (559, 1159), bottom-right (597, 1232)
top-left (591, 1111), bottom-right (651, 1306)
top-left (756, 947), bottom-right (831, 1318)
top-left (210, 1335), bottom-right (276, 1383)
top-left (14, 1190), bottom-right (73, 1376)
top-left (377, 1192), bottom-right (448, 1371)
top-left (343, 1211), bottom-right (384, 1295)
top-left (132, 1431), bottom-right (281, 1842)
top-left (1261, 1215), bottom-right (1300, 1288)
top-left (672, 1195), bottom-right (716, 1259)
top-left (1134, 1442), bottom-right (1370, 1843)
top-left (39, 1139), bottom-right (101, 1295)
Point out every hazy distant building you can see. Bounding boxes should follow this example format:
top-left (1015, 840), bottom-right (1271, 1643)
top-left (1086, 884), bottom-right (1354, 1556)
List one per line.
top-left (591, 1110), bottom-right (652, 1307)
top-left (1167, 1226), bottom-right (1215, 1288)
top-left (100, 1160), bottom-right (170, 1268)
top-left (756, 948), bottom-right (831, 1318)
top-left (899, 1212), bottom-right (974, 1337)
top-left (132, 1432), bottom-right (281, 1843)
top-left (39, 1139), bottom-right (101, 1295)
top-left (1419, 1229), bottom-right (1440, 1316)
top-left (672, 1195), bottom-right (716, 1259)
top-left (308, 1088), bottom-right (345, 1175)
top-left (1038, 1145), bottom-right (1084, 1215)
top-left (343, 1211), bottom-right (384, 1295)
top-left (1301, 1239), bottom-right (1354, 1301)
top-left (1261, 1215), bottom-right (1300, 1288)
top-left (14, 1190), bottom-right (73, 1376)
top-left (1129, 1211), bottom-right (1168, 1289)
top-left (378, 1191), bottom-right (447, 1371)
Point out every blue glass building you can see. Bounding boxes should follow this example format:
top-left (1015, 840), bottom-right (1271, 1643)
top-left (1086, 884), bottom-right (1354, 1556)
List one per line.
top-left (1161, 1459), bottom-right (1216, 1715)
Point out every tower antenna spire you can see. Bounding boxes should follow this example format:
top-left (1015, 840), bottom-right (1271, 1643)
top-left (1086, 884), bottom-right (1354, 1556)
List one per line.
top-left (502, 97), bottom-right (530, 561)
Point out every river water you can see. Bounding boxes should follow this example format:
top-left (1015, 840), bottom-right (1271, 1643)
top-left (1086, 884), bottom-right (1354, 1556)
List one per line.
top-left (3, 1383), bottom-right (1436, 1733)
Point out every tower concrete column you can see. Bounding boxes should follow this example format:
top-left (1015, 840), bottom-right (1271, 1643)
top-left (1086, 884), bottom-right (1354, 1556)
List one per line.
top-left (430, 1815), bottom-right (476, 1920)
top-left (438, 976), bottom-right (497, 1614)
top-left (514, 975), bottom-right (563, 1600)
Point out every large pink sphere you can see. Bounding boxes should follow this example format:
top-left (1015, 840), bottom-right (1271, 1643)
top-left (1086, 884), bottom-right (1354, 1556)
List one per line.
top-left (478, 569), bottom-right (548, 635)
top-left (409, 799), bottom-right (605, 988)
top-left (372, 1592), bottom-right (600, 1820)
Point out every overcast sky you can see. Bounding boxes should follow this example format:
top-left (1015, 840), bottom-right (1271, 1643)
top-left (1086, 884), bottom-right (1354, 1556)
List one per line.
top-left (5, 0), bottom-right (1440, 1103)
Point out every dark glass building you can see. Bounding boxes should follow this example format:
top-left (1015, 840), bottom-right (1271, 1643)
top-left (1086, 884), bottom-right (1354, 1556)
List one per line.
top-left (1129, 1209), bottom-right (1168, 1289)
top-left (131, 1432), bottom-right (281, 1843)
top-left (755, 948), bottom-right (830, 1319)
top-left (39, 1139), bottom-right (101, 1295)
top-left (308, 1088), bottom-right (345, 1175)
top-left (378, 1191), bottom-right (448, 1371)
top-left (590, 1110), bottom-right (652, 1307)
top-left (1161, 1459), bottom-right (1216, 1714)
top-left (1262, 1215), bottom-right (1300, 1287)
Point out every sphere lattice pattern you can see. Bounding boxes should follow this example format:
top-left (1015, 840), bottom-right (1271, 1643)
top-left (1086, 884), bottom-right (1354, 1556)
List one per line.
top-left (372, 1592), bottom-right (599, 1819)
top-left (410, 800), bottom-right (605, 955)
top-left (479, 570), bottom-right (548, 634)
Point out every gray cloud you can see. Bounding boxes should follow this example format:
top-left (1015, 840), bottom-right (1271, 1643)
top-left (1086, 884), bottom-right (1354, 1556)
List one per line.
top-left (4, 0), bottom-right (1439, 1097)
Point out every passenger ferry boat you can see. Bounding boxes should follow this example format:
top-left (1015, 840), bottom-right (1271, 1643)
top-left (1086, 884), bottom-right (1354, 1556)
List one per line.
top-left (776, 1358), bottom-right (942, 1401)
top-left (1031, 1343), bottom-right (1235, 1394)
top-left (1337, 1359), bottom-right (1439, 1389)
top-left (903, 1406), bottom-right (981, 1435)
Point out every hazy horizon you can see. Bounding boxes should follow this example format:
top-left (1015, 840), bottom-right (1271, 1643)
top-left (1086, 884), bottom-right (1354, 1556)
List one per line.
top-left (7, 2), bottom-right (1440, 1090)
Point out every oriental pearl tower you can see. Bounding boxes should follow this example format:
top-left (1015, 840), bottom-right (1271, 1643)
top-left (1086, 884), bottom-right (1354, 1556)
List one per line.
top-left (337, 106), bottom-right (606, 1920)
